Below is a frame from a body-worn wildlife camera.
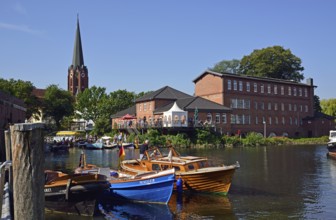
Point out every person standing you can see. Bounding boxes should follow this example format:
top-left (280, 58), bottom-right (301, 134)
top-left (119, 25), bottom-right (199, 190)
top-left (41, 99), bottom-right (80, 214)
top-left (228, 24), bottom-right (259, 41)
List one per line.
top-left (140, 139), bottom-right (149, 160)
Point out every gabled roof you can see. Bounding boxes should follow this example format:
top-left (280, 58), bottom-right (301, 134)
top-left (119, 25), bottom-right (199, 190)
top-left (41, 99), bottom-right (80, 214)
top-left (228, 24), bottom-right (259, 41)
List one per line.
top-left (154, 96), bottom-right (231, 114)
top-left (136, 86), bottom-right (192, 102)
top-left (111, 105), bottom-right (136, 119)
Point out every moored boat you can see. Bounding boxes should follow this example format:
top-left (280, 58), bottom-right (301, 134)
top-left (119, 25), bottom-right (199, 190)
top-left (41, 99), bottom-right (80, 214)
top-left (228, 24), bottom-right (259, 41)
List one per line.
top-left (327, 130), bottom-right (336, 151)
top-left (44, 170), bottom-right (110, 216)
top-left (85, 140), bottom-right (104, 150)
top-left (121, 147), bottom-right (239, 195)
top-left (75, 152), bottom-right (175, 204)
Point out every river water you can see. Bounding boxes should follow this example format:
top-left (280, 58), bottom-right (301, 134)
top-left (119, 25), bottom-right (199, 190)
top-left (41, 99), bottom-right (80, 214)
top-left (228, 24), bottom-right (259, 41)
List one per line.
top-left (45, 144), bottom-right (336, 220)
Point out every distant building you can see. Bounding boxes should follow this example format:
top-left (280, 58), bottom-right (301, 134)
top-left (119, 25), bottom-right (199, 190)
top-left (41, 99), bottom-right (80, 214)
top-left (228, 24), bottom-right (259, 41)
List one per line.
top-left (0, 90), bottom-right (26, 161)
top-left (193, 70), bottom-right (334, 137)
top-left (68, 16), bottom-right (89, 96)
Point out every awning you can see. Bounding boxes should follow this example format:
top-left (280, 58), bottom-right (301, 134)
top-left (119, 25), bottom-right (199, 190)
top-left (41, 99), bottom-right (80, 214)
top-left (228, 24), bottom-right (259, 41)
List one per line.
top-left (56, 131), bottom-right (81, 136)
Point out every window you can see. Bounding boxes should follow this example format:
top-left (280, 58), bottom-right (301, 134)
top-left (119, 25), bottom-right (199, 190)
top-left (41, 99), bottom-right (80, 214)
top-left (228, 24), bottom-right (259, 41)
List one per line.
top-left (260, 102), bottom-right (264, 110)
top-left (294, 104), bottom-right (297, 111)
top-left (305, 105), bottom-right (308, 112)
top-left (239, 81), bottom-right (243, 91)
top-left (261, 84), bottom-right (264, 93)
top-left (275, 117), bottom-right (278, 125)
top-left (228, 80), bottom-right (232, 90)
top-left (139, 104), bottom-right (142, 112)
top-left (293, 87), bottom-right (297, 96)
top-left (274, 85), bottom-right (278, 94)
top-left (144, 103), bottom-right (147, 111)
top-left (281, 103), bottom-right (284, 111)
top-left (149, 103), bottom-right (152, 110)
top-left (254, 83), bottom-right (258, 92)
top-left (299, 88), bottom-right (302, 96)
top-left (274, 103), bottom-right (278, 111)
top-left (281, 86), bottom-right (284, 95)
top-left (289, 104), bottom-right (292, 111)
top-left (300, 105), bottom-right (303, 112)
top-left (255, 116), bottom-right (258, 124)
top-left (207, 113), bottom-right (212, 123)
top-left (290, 117), bottom-right (293, 125)
top-left (267, 84), bottom-right (271, 94)
top-left (215, 113), bottom-right (220, 123)
top-left (288, 87), bottom-right (292, 96)
top-left (246, 82), bottom-right (250, 92)
top-left (231, 114), bottom-right (236, 124)
top-left (282, 116), bottom-right (285, 125)
top-left (304, 88), bottom-right (308, 97)
top-left (269, 116), bottom-right (272, 125)
top-left (268, 103), bottom-right (272, 110)
top-left (233, 80), bottom-right (237, 90)
top-left (222, 113), bottom-right (227, 124)
top-left (255, 101), bottom-right (258, 110)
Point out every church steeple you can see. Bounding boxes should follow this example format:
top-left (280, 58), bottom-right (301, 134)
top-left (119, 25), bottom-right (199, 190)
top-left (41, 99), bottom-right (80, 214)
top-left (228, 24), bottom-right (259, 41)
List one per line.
top-left (72, 15), bottom-right (84, 68)
top-left (68, 15), bottom-right (89, 96)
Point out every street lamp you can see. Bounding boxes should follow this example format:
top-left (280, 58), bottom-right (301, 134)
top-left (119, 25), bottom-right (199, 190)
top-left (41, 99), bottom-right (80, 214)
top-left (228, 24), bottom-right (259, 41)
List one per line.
top-left (263, 120), bottom-right (266, 138)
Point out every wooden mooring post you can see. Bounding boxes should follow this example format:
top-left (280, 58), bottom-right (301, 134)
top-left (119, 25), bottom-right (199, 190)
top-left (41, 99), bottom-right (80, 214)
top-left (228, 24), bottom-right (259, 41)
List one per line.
top-left (10, 123), bottom-right (45, 220)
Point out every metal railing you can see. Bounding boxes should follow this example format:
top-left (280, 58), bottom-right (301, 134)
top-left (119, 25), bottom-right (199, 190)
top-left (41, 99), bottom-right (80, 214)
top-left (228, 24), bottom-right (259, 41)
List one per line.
top-left (0, 161), bottom-right (12, 218)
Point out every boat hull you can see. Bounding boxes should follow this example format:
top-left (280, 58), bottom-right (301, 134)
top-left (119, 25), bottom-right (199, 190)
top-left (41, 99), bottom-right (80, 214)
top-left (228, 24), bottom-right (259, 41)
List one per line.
top-left (109, 170), bottom-right (175, 204)
top-left (177, 166), bottom-right (236, 195)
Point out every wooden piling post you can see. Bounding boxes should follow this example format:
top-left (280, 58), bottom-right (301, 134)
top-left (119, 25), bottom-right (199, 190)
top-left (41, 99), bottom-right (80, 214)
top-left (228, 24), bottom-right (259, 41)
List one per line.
top-left (4, 130), bottom-right (13, 193)
top-left (10, 123), bottom-right (45, 220)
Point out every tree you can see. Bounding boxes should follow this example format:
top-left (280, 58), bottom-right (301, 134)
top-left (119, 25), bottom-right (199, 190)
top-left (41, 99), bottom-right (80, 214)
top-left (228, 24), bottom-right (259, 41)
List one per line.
top-left (209, 59), bottom-right (240, 74)
top-left (43, 85), bottom-right (74, 129)
top-left (321, 98), bottom-right (336, 117)
top-left (314, 95), bottom-right (322, 113)
top-left (75, 86), bottom-right (108, 122)
top-left (238, 46), bottom-right (304, 82)
top-left (0, 78), bottom-right (40, 119)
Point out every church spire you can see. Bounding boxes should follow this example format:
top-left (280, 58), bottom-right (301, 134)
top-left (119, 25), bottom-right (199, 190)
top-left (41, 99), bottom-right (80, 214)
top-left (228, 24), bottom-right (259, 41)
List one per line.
top-left (72, 14), bottom-right (84, 67)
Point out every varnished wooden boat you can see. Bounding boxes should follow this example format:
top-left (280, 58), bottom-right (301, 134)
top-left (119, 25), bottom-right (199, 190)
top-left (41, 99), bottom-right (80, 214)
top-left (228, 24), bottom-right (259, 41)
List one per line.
top-left (44, 170), bottom-right (110, 216)
top-left (75, 152), bottom-right (175, 204)
top-left (121, 147), bottom-right (239, 195)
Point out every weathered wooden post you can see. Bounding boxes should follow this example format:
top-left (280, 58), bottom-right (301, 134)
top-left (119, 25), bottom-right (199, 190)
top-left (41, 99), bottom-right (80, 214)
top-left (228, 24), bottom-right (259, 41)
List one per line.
top-left (10, 123), bottom-right (45, 220)
top-left (4, 130), bottom-right (13, 193)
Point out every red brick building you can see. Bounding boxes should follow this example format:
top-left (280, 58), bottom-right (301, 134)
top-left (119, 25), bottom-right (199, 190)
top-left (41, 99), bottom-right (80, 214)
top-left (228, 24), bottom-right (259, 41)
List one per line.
top-left (193, 70), bottom-right (334, 137)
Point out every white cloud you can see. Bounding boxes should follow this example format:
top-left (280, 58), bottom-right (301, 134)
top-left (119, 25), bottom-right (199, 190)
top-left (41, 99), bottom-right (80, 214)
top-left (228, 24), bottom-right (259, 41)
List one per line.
top-left (0, 22), bottom-right (43, 35)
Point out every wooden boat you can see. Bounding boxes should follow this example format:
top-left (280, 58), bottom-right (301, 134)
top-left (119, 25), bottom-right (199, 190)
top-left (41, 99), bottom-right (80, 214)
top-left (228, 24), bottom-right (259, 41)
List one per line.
top-left (121, 147), bottom-right (239, 195)
top-left (75, 152), bottom-right (175, 204)
top-left (44, 170), bottom-right (110, 216)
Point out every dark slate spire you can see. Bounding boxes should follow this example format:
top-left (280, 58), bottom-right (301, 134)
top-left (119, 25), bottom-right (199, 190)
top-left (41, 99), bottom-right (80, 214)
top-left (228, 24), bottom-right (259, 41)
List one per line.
top-left (72, 15), bottom-right (84, 67)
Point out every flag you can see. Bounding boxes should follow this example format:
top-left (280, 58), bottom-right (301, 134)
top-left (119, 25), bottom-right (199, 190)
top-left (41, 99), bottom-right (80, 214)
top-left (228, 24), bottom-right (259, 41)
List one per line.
top-left (118, 145), bottom-right (125, 169)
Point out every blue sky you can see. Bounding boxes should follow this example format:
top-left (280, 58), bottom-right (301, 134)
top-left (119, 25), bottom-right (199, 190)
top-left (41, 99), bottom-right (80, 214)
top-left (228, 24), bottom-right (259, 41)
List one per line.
top-left (1, 1), bottom-right (335, 100)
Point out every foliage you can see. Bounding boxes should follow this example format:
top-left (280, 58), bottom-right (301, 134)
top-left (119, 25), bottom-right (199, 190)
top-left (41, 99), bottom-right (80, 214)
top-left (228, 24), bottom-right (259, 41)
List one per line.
top-left (0, 78), bottom-right (40, 119)
top-left (321, 98), bottom-right (336, 117)
top-left (242, 132), bottom-right (265, 146)
top-left (195, 128), bottom-right (221, 145)
top-left (238, 46), bottom-right (304, 82)
top-left (222, 135), bottom-right (241, 147)
top-left (209, 59), bottom-right (240, 74)
top-left (314, 95), bottom-right (322, 113)
top-left (43, 85), bottom-right (74, 129)
top-left (108, 90), bottom-right (137, 115)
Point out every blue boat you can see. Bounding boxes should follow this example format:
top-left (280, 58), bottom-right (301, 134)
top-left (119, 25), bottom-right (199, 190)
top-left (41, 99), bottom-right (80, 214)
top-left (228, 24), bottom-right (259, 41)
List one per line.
top-left (108, 169), bottom-right (175, 204)
top-left (85, 141), bottom-right (103, 150)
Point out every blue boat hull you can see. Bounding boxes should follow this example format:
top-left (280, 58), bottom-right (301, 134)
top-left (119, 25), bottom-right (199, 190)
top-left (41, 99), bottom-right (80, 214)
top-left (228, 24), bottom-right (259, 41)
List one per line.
top-left (109, 171), bottom-right (175, 204)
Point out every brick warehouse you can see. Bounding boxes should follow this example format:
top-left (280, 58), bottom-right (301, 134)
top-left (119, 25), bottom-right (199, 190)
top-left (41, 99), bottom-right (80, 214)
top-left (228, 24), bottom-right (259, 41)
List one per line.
top-left (194, 70), bottom-right (334, 137)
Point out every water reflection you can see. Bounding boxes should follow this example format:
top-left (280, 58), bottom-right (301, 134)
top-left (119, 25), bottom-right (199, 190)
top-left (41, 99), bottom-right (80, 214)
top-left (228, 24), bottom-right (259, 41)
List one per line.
top-left (44, 145), bottom-right (336, 219)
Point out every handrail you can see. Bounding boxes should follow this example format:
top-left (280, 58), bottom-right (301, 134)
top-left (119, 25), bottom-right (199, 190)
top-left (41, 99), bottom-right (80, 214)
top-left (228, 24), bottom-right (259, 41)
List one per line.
top-left (0, 161), bottom-right (12, 218)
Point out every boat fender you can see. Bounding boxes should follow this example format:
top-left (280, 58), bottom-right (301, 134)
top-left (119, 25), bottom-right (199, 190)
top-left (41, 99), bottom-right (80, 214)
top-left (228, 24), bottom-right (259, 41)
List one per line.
top-left (176, 176), bottom-right (183, 193)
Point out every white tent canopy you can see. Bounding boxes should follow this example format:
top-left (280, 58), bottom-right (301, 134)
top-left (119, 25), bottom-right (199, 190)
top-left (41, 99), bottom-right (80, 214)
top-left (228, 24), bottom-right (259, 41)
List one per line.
top-left (163, 102), bottom-right (188, 127)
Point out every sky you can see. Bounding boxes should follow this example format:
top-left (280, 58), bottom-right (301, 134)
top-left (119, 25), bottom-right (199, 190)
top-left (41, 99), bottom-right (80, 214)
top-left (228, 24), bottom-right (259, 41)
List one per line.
top-left (0, 0), bottom-right (335, 100)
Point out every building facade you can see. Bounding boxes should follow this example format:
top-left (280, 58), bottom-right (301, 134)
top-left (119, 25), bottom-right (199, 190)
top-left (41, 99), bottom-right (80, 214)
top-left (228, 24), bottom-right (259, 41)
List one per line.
top-left (68, 17), bottom-right (89, 96)
top-left (193, 70), bottom-right (332, 137)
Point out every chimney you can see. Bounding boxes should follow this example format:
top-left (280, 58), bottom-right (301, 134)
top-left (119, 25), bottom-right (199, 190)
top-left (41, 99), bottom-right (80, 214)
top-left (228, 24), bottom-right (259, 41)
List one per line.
top-left (306, 78), bottom-right (313, 86)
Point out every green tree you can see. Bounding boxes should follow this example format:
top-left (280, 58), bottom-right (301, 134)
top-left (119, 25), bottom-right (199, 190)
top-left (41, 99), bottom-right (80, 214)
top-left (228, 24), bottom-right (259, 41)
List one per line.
top-left (0, 78), bottom-right (40, 119)
top-left (43, 85), bottom-right (74, 129)
top-left (321, 98), bottom-right (336, 117)
top-left (238, 46), bottom-right (304, 82)
top-left (75, 86), bottom-right (108, 121)
top-left (314, 95), bottom-right (322, 113)
top-left (108, 90), bottom-right (137, 115)
top-left (209, 59), bottom-right (240, 74)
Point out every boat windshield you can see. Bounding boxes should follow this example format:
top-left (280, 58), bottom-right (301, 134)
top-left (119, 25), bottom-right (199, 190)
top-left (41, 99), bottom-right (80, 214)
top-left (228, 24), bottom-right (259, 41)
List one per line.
top-left (330, 131), bottom-right (336, 138)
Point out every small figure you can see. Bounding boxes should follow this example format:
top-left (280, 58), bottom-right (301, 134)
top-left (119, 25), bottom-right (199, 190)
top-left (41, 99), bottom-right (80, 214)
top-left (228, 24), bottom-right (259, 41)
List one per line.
top-left (140, 139), bottom-right (149, 160)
